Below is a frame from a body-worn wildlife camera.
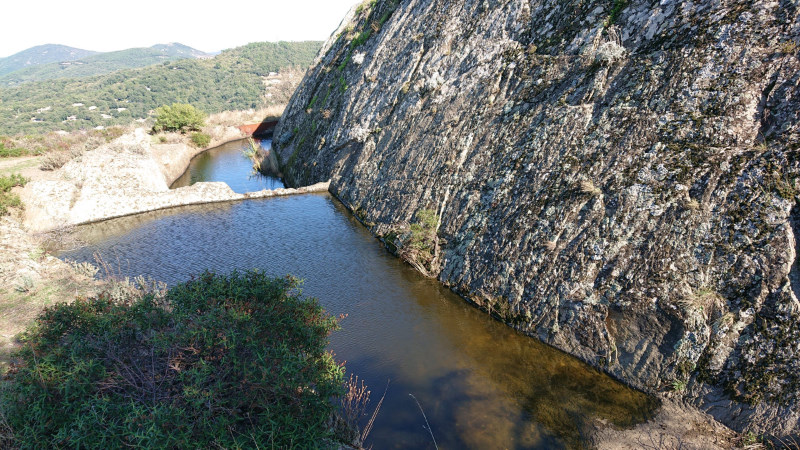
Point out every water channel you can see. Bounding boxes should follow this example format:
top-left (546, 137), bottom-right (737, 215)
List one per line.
top-left (60, 138), bottom-right (657, 448)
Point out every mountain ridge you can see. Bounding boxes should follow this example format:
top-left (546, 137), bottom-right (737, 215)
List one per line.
top-left (0, 44), bottom-right (97, 77)
top-left (0, 43), bottom-right (212, 86)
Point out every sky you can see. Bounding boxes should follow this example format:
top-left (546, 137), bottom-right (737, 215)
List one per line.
top-left (0, 0), bottom-right (359, 57)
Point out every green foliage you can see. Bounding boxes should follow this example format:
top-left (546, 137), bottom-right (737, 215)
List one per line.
top-left (0, 41), bottom-right (323, 135)
top-left (355, 0), bottom-right (377, 14)
top-left (670, 379), bottom-right (687, 392)
top-left (1, 270), bottom-right (345, 448)
top-left (605, 0), bottom-right (627, 26)
top-left (0, 142), bottom-right (25, 158)
top-left (153, 103), bottom-right (206, 133)
top-left (189, 132), bottom-right (211, 148)
top-left (409, 208), bottom-right (439, 252)
top-left (0, 173), bottom-right (27, 215)
top-left (351, 30), bottom-right (373, 48)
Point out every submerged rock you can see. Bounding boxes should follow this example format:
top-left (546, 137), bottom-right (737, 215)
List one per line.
top-left (273, 0), bottom-right (800, 436)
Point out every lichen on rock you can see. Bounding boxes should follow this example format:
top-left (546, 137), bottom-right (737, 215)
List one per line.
top-left (273, 0), bottom-right (800, 436)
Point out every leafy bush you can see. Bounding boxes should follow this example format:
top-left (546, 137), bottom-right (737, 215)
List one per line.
top-left (189, 132), bottom-right (211, 148)
top-left (0, 143), bottom-right (25, 158)
top-left (1, 270), bottom-right (347, 448)
top-left (0, 173), bottom-right (27, 215)
top-left (152, 103), bottom-right (206, 133)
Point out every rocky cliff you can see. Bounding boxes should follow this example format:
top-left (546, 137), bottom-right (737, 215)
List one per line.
top-left (272, 0), bottom-right (800, 436)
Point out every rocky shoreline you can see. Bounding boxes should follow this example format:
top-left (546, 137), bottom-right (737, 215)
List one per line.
top-left (20, 128), bottom-right (329, 233)
top-left (0, 126), bottom-right (752, 447)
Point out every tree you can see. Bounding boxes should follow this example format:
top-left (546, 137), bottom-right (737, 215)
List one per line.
top-left (152, 103), bottom-right (205, 133)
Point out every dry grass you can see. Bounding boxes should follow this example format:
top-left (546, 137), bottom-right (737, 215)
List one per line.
top-left (206, 106), bottom-right (286, 127)
top-left (579, 180), bottom-right (602, 197)
top-left (3, 127), bottom-right (128, 159)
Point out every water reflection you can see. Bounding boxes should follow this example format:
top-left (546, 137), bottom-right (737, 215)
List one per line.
top-left (60, 194), bottom-right (657, 449)
top-left (171, 138), bottom-right (284, 193)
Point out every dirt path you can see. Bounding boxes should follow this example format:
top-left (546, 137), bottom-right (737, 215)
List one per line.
top-left (0, 215), bottom-right (98, 371)
top-left (0, 156), bottom-right (42, 179)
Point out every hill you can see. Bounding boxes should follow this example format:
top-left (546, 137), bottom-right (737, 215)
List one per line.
top-left (0, 44), bottom-right (97, 77)
top-left (0, 43), bottom-right (211, 86)
top-left (0, 41), bottom-right (322, 135)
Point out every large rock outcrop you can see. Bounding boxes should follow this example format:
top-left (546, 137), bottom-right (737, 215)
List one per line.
top-left (272, 0), bottom-right (800, 436)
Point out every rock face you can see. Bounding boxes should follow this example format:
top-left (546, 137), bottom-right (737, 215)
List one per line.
top-left (22, 130), bottom-right (329, 231)
top-left (272, 0), bottom-right (800, 436)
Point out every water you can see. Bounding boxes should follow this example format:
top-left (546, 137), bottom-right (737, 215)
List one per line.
top-left (59, 141), bottom-right (657, 449)
top-left (171, 138), bottom-right (284, 192)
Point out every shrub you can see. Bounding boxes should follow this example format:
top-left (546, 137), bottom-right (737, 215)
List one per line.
top-left (39, 149), bottom-right (81, 171)
top-left (152, 103), bottom-right (206, 133)
top-left (0, 143), bottom-right (25, 158)
top-left (398, 208), bottom-right (440, 275)
top-left (0, 173), bottom-right (27, 215)
top-left (189, 132), bottom-right (211, 148)
top-left (1, 270), bottom-right (347, 448)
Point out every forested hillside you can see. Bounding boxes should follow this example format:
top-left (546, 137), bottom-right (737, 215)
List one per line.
top-left (0, 43), bottom-right (210, 86)
top-left (0, 41), bottom-right (321, 135)
top-left (0, 44), bottom-right (97, 77)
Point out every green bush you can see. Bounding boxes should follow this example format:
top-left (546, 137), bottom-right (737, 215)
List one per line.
top-left (189, 132), bottom-right (211, 148)
top-left (0, 143), bottom-right (25, 158)
top-left (152, 103), bottom-right (206, 133)
top-left (0, 173), bottom-right (27, 215)
top-left (1, 270), bottom-right (347, 448)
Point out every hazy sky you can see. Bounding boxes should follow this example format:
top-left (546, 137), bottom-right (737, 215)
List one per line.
top-left (0, 0), bottom-right (358, 57)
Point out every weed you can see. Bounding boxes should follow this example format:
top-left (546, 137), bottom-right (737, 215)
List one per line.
top-left (64, 259), bottom-right (100, 278)
top-left (242, 138), bottom-right (262, 171)
top-left (397, 208), bottom-right (440, 275)
top-left (778, 40), bottom-right (798, 54)
top-left (579, 179), bottom-right (602, 196)
top-left (0, 173), bottom-right (27, 215)
top-left (14, 276), bottom-right (34, 293)
top-left (27, 247), bottom-right (44, 262)
top-left (671, 379), bottom-right (687, 392)
top-left (189, 132), bottom-right (210, 148)
top-left (410, 394), bottom-right (439, 449)
top-left (39, 148), bottom-right (82, 171)
top-left (605, 0), bottom-right (628, 27)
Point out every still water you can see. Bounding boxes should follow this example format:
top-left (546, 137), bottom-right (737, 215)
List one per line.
top-left (60, 139), bottom-right (656, 448)
top-left (171, 138), bottom-right (284, 192)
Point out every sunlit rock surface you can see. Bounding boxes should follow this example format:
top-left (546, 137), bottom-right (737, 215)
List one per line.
top-left (273, 0), bottom-right (800, 435)
top-left (22, 129), bottom-right (329, 231)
